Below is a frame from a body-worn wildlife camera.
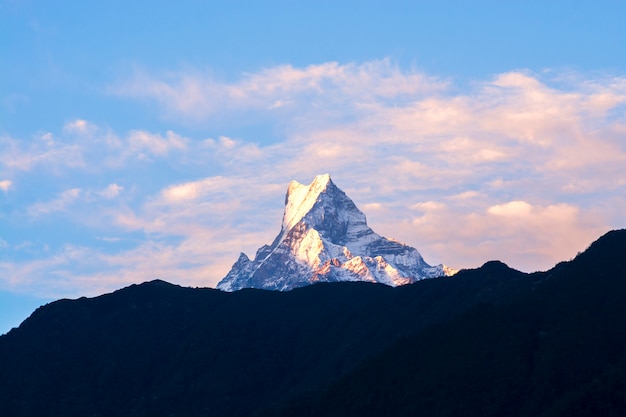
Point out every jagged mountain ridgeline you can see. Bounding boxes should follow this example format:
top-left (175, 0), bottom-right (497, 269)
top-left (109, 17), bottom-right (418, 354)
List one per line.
top-left (1, 230), bottom-right (626, 417)
top-left (218, 174), bottom-right (453, 291)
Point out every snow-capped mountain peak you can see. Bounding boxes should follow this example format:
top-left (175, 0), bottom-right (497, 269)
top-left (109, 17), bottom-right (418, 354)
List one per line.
top-left (282, 173), bottom-right (332, 234)
top-left (217, 175), bottom-right (452, 291)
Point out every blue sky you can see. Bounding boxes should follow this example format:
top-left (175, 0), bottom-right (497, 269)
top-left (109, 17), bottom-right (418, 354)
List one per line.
top-left (1, 0), bottom-right (626, 334)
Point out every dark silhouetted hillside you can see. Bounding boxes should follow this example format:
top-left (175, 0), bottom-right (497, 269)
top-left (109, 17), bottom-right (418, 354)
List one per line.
top-left (265, 229), bottom-right (626, 417)
top-left (1, 230), bottom-right (625, 417)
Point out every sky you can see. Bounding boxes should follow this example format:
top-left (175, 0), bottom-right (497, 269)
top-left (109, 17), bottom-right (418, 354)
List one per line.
top-left (1, 0), bottom-right (626, 334)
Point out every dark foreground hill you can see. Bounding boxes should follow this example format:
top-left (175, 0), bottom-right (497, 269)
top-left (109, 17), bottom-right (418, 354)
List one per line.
top-left (266, 229), bottom-right (626, 417)
top-left (1, 230), bottom-right (625, 417)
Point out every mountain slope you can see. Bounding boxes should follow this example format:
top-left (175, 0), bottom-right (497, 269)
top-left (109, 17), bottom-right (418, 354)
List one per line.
top-left (266, 229), bottom-right (626, 417)
top-left (218, 174), bottom-right (448, 291)
top-left (0, 265), bottom-right (530, 416)
top-left (0, 230), bottom-right (624, 417)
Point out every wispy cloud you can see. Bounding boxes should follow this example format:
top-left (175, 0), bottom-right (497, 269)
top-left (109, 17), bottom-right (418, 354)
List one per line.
top-left (2, 61), bottom-right (626, 298)
top-left (107, 63), bottom-right (626, 271)
top-left (111, 60), bottom-right (447, 121)
top-left (0, 180), bottom-right (12, 192)
top-left (27, 188), bottom-right (82, 217)
top-left (0, 132), bottom-right (85, 172)
top-left (127, 130), bottom-right (187, 158)
top-left (63, 119), bottom-right (98, 135)
top-left (99, 183), bottom-right (124, 199)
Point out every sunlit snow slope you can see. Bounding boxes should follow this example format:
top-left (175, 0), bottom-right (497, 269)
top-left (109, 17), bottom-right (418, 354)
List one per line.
top-left (217, 174), bottom-right (452, 291)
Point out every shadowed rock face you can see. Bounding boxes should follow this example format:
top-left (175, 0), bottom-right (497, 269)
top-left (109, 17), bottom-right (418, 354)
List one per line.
top-left (218, 174), bottom-right (448, 291)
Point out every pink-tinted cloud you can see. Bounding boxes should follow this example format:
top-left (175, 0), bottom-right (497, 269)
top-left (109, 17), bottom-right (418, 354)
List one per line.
top-left (0, 179), bottom-right (12, 192)
top-left (111, 60), bottom-right (447, 121)
top-left (2, 62), bottom-right (626, 297)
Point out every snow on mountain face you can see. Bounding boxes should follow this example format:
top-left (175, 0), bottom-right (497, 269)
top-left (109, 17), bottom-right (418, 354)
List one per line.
top-left (217, 174), bottom-right (452, 292)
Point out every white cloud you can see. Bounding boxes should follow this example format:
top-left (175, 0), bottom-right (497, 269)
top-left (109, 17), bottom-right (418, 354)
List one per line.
top-left (0, 120), bottom-right (187, 175)
top-left (449, 191), bottom-right (481, 200)
top-left (124, 64), bottom-right (622, 274)
top-left (161, 181), bottom-right (203, 202)
top-left (111, 59), bottom-right (447, 121)
top-left (0, 133), bottom-right (85, 172)
top-left (487, 201), bottom-right (534, 217)
top-left (218, 136), bottom-right (236, 149)
top-left (2, 61), bottom-right (626, 298)
top-left (375, 198), bottom-right (606, 272)
top-left (99, 183), bottom-right (123, 199)
top-left (0, 180), bottom-right (12, 192)
top-left (412, 201), bottom-right (446, 211)
top-left (27, 188), bottom-right (81, 217)
top-left (157, 176), bottom-right (253, 205)
top-left (127, 130), bottom-right (187, 157)
top-left (63, 119), bottom-right (97, 135)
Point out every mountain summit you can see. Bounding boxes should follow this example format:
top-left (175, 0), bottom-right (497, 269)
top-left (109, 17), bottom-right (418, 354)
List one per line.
top-left (217, 174), bottom-right (450, 291)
